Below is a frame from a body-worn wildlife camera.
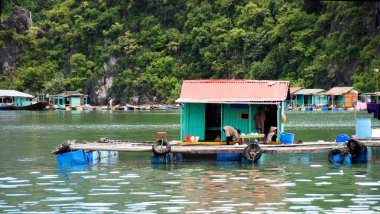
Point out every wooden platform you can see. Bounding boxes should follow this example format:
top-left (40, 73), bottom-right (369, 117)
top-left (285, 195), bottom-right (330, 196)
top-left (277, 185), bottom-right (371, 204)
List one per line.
top-left (68, 140), bottom-right (380, 154)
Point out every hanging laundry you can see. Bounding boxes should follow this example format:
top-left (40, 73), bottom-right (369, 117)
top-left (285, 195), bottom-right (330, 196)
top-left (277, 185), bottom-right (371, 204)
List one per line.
top-left (356, 101), bottom-right (367, 110)
top-left (367, 103), bottom-right (379, 118)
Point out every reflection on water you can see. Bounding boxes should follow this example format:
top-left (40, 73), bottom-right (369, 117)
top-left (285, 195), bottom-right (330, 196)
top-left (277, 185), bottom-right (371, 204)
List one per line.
top-left (2, 159), bottom-right (380, 213)
top-left (0, 110), bottom-right (380, 212)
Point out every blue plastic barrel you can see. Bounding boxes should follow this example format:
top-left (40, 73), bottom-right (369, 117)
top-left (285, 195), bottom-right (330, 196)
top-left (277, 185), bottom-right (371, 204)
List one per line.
top-left (216, 153), bottom-right (241, 161)
top-left (336, 133), bottom-right (350, 143)
top-left (280, 132), bottom-right (295, 144)
top-left (356, 118), bottom-right (371, 138)
top-left (305, 107), bottom-right (313, 112)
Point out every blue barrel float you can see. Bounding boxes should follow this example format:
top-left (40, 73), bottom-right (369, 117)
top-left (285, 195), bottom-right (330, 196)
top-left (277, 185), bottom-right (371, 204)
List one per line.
top-left (280, 132), bottom-right (295, 144)
top-left (336, 133), bottom-right (350, 143)
top-left (305, 107), bottom-right (313, 112)
top-left (329, 137), bottom-right (368, 164)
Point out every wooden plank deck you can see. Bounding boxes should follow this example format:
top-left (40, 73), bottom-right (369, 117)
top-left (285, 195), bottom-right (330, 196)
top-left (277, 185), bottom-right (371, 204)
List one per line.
top-left (68, 140), bottom-right (380, 154)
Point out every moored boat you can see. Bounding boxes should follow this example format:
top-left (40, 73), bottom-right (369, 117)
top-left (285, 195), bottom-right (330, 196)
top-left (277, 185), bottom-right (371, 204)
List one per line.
top-left (0, 90), bottom-right (47, 110)
top-left (13, 101), bottom-right (48, 110)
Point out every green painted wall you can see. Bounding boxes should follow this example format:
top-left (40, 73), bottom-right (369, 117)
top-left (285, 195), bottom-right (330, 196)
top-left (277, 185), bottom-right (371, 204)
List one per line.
top-left (180, 102), bottom-right (285, 142)
top-left (221, 104), bottom-right (252, 140)
top-left (14, 97), bottom-right (32, 106)
top-left (182, 103), bottom-right (206, 140)
top-left (297, 94), bottom-right (328, 106)
top-left (337, 95), bottom-right (345, 107)
top-left (306, 96), bottom-right (312, 106)
top-left (53, 97), bottom-right (65, 109)
top-left (70, 97), bottom-right (81, 107)
top-left (319, 95), bottom-right (328, 105)
top-left (296, 95), bottom-right (304, 107)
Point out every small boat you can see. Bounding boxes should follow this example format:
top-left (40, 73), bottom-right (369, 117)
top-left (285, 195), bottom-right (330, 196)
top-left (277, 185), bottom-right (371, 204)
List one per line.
top-left (0, 90), bottom-right (48, 110)
top-left (0, 102), bottom-right (48, 111)
top-left (0, 104), bottom-right (16, 110)
top-left (13, 102), bottom-right (48, 110)
top-left (51, 140), bottom-right (119, 166)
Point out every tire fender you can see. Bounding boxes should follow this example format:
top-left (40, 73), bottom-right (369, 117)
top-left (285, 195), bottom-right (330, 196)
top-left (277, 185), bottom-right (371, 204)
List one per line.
top-left (243, 144), bottom-right (262, 162)
top-left (152, 140), bottom-right (171, 155)
top-left (328, 148), bottom-right (347, 164)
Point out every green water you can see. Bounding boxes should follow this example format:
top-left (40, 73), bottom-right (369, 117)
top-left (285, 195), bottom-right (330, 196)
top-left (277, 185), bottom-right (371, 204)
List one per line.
top-left (1, 110), bottom-right (380, 213)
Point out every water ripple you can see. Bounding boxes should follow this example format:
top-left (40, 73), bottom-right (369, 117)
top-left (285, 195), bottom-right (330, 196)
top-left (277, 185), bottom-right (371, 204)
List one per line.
top-left (0, 124), bottom-right (180, 132)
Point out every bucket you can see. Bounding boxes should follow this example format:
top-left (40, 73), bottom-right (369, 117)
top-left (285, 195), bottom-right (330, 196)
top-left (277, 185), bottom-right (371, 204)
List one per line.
top-left (280, 132), bottom-right (294, 144)
top-left (356, 118), bottom-right (371, 138)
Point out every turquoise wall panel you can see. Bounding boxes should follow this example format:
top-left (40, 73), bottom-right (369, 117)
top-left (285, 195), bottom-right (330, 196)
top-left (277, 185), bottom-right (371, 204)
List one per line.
top-left (70, 97), bottom-right (81, 107)
top-left (321, 96), bottom-right (328, 105)
top-left (180, 105), bottom-right (184, 141)
top-left (221, 104), bottom-right (250, 140)
top-left (14, 97), bottom-right (22, 106)
top-left (306, 96), bottom-right (312, 106)
top-left (14, 97), bottom-right (32, 106)
top-left (58, 97), bottom-right (64, 108)
top-left (184, 103), bottom-right (205, 140)
top-left (296, 95), bottom-right (304, 107)
top-left (338, 96), bottom-right (345, 107)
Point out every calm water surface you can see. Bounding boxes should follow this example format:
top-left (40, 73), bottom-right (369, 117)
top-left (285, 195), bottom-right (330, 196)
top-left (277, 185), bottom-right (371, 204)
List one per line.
top-left (1, 110), bottom-right (380, 213)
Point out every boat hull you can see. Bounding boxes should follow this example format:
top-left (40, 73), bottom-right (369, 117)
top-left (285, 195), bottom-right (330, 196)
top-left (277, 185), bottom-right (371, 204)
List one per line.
top-left (0, 102), bottom-right (48, 111)
top-left (57, 150), bottom-right (118, 166)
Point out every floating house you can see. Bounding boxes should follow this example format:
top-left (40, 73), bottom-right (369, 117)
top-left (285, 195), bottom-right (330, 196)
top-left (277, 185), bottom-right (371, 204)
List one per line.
top-left (293, 89), bottom-right (327, 107)
top-left (288, 87), bottom-right (302, 107)
top-left (0, 90), bottom-right (33, 107)
top-left (175, 80), bottom-right (289, 142)
top-left (364, 92), bottom-right (380, 104)
top-left (49, 91), bottom-right (88, 109)
top-left (325, 87), bottom-right (363, 108)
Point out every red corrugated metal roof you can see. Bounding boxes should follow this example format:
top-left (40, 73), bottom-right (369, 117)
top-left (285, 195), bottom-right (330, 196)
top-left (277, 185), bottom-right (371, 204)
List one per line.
top-left (290, 87), bottom-right (302, 94)
top-left (175, 79), bottom-right (289, 103)
top-left (325, 87), bottom-right (362, 95)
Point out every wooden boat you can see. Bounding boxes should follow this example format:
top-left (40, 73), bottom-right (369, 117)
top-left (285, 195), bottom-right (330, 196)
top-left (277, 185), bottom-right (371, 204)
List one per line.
top-left (0, 102), bottom-right (48, 110)
top-left (0, 104), bottom-right (16, 110)
top-left (13, 101), bottom-right (48, 110)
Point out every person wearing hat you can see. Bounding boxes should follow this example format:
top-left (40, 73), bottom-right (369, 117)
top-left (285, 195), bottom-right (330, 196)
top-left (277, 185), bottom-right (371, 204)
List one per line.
top-left (266, 126), bottom-right (277, 142)
top-left (223, 126), bottom-right (241, 145)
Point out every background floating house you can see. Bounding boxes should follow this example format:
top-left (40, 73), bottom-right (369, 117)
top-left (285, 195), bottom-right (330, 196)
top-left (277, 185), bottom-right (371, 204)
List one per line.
top-left (49, 91), bottom-right (88, 110)
top-left (293, 89), bottom-right (327, 107)
top-left (288, 87), bottom-right (303, 107)
top-left (325, 87), bottom-right (363, 108)
top-left (0, 90), bottom-right (33, 107)
top-left (364, 92), bottom-right (380, 104)
top-left (175, 79), bottom-right (289, 142)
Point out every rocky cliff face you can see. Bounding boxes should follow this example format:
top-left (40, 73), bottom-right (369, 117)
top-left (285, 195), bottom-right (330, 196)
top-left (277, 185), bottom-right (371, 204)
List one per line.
top-left (2, 6), bottom-right (32, 34)
top-left (0, 6), bottom-right (32, 74)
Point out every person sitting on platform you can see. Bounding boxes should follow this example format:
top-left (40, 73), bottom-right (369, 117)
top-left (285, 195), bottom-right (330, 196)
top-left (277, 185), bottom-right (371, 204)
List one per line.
top-left (266, 126), bottom-right (277, 142)
top-left (223, 126), bottom-right (241, 145)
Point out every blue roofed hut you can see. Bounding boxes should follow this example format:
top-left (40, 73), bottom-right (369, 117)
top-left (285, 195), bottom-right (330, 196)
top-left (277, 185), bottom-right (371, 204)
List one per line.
top-left (288, 87), bottom-right (303, 107)
top-left (175, 80), bottom-right (289, 142)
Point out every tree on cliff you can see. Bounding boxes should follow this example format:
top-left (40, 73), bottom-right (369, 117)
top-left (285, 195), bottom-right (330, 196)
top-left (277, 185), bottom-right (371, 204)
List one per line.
top-left (0, 1), bottom-right (379, 104)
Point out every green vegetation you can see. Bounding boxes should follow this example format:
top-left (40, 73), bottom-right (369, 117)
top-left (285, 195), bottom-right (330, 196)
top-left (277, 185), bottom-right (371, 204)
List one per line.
top-left (1, 0), bottom-right (379, 104)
